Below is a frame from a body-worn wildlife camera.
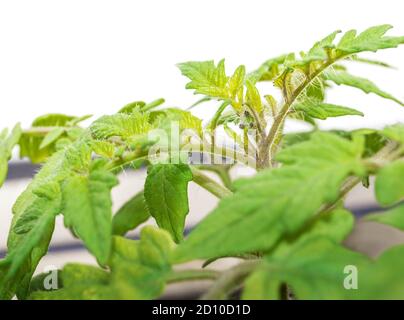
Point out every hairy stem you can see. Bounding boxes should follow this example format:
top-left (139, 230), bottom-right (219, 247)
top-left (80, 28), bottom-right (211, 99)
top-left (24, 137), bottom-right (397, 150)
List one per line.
top-left (191, 167), bottom-right (233, 199)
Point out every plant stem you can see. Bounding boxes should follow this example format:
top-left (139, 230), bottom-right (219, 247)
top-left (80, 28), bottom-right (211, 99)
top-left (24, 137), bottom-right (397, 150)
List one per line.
top-left (190, 167), bottom-right (233, 199)
top-left (200, 260), bottom-right (260, 300)
top-left (167, 269), bottom-right (219, 283)
top-left (196, 164), bottom-right (234, 190)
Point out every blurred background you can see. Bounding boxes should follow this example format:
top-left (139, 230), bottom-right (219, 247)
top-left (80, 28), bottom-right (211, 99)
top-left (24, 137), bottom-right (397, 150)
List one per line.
top-left (1, 0), bottom-right (404, 298)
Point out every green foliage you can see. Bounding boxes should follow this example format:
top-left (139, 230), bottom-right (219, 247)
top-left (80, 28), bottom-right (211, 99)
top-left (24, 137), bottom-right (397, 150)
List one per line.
top-left (1, 24), bottom-right (404, 300)
top-left (29, 227), bottom-right (174, 300)
top-left (293, 100), bottom-right (363, 120)
top-left (62, 164), bottom-right (118, 265)
top-left (144, 164), bottom-right (193, 243)
top-left (174, 132), bottom-right (366, 262)
top-left (112, 191), bottom-right (150, 236)
top-left (324, 71), bottom-right (404, 106)
top-left (375, 160), bottom-right (404, 206)
top-left (0, 124), bottom-right (22, 186)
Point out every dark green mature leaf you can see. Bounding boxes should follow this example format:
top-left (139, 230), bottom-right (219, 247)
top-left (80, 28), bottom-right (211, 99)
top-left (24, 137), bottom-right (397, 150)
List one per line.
top-left (63, 166), bottom-right (118, 265)
top-left (337, 25), bottom-right (404, 54)
top-left (367, 205), bottom-right (404, 230)
top-left (375, 160), bottom-right (404, 206)
top-left (174, 133), bottom-right (366, 262)
top-left (324, 71), bottom-right (404, 106)
top-left (112, 191), bottom-right (150, 236)
top-left (293, 100), bottom-right (363, 120)
top-left (243, 237), bottom-right (369, 300)
top-left (0, 124), bottom-right (22, 186)
top-left (144, 164), bottom-right (193, 243)
top-left (0, 182), bottom-right (62, 299)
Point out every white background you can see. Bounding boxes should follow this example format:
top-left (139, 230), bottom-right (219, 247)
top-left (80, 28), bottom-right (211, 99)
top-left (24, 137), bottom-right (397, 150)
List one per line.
top-left (0, 0), bottom-right (404, 132)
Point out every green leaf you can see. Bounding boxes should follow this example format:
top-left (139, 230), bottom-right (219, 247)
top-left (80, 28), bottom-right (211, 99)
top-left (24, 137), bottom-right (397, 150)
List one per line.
top-left (1, 140), bottom-right (92, 299)
top-left (337, 25), bottom-right (404, 54)
top-left (177, 59), bottom-right (228, 99)
top-left (293, 100), bottom-right (363, 120)
top-left (174, 132), bottom-right (365, 262)
top-left (305, 30), bottom-right (341, 61)
top-left (367, 205), bottom-right (404, 230)
top-left (228, 65), bottom-right (245, 99)
top-left (272, 208), bottom-right (354, 258)
top-left (245, 80), bottom-right (263, 113)
top-left (351, 56), bottom-right (394, 68)
top-left (29, 263), bottom-right (112, 300)
top-left (247, 54), bottom-right (288, 83)
top-left (109, 227), bottom-right (175, 299)
top-left (375, 160), bottom-right (404, 206)
top-left (144, 164), bottom-right (193, 243)
top-left (243, 237), bottom-right (369, 300)
top-left (90, 111), bottom-right (152, 140)
top-left (119, 101), bottom-right (146, 114)
top-left (62, 166), bottom-right (118, 265)
top-left (381, 123), bottom-right (404, 144)
top-left (19, 113), bottom-right (86, 163)
top-left (324, 71), bottom-right (404, 106)
top-left (0, 124), bottom-right (22, 186)
top-left (0, 182), bottom-right (62, 299)
top-left (244, 238), bottom-right (404, 300)
top-left (112, 191), bottom-right (150, 236)
top-left (150, 108), bottom-right (202, 136)
top-left (39, 127), bottom-right (65, 149)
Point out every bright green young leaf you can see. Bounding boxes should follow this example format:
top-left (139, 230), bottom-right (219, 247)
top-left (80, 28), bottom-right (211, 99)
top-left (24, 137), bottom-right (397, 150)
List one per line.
top-left (90, 111), bottom-right (152, 141)
top-left (174, 132), bottom-right (365, 262)
top-left (293, 100), bottom-right (363, 120)
top-left (62, 166), bottom-right (118, 265)
top-left (324, 71), bottom-right (404, 106)
top-left (0, 124), bottom-right (22, 186)
top-left (177, 59), bottom-right (228, 99)
top-left (375, 160), bottom-right (404, 206)
top-left (112, 191), bottom-right (150, 236)
top-left (337, 25), bottom-right (404, 54)
top-left (228, 65), bottom-right (245, 99)
top-left (245, 80), bottom-right (263, 113)
top-left (144, 164), bottom-right (193, 243)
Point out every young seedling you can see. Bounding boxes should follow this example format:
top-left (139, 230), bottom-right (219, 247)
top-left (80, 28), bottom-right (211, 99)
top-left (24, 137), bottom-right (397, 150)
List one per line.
top-left (1, 25), bottom-right (404, 300)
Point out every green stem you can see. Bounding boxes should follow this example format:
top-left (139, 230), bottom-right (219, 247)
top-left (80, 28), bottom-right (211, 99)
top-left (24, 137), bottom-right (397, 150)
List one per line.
top-left (196, 164), bottom-right (234, 190)
top-left (167, 269), bottom-right (219, 283)
top-left (190, 167), bottom-right (233, 199)
top-left (200, 260), bottom-right (260, 300)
